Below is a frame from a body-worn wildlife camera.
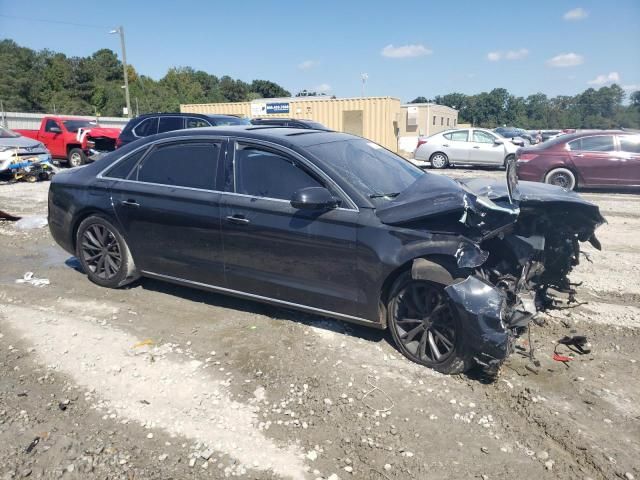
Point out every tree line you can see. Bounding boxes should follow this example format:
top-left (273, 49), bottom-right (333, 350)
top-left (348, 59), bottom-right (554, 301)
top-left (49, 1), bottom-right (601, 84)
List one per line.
top-left (410, 86), bottom-right (640, 130)
top-left (0, 39), bottom-right (290, 117)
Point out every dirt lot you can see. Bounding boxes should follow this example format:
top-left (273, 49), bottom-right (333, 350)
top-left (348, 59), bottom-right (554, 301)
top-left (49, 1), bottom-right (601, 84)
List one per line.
top-left (0, 169), bottom-right (638, 480)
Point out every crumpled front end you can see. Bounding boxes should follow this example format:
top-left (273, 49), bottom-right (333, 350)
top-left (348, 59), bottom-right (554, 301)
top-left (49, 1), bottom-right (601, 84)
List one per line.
top-left (380, 172), bottom-right (605, 372)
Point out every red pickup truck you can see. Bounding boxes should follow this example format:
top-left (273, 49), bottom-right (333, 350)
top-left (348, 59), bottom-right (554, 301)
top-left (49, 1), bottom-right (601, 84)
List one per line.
top-left (16, 116), bottom-right (121, 167)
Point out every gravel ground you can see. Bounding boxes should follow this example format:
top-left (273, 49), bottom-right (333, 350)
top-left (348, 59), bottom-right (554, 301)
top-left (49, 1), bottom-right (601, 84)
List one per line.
top-left (0, 168), bottom-right (639, 480)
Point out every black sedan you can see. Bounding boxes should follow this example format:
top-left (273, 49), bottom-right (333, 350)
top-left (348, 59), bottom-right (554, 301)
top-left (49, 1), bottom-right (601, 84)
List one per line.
top-left (48, 126), bottom-right (604, 374)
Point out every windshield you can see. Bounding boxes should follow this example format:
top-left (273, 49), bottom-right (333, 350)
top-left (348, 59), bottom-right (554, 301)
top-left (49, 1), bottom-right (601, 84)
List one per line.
top-left (0, 126), bottom-right (20, 138)
top-left (212, 116), bottom-right (250, 126)
top-left (63, 120), bottom-right (97, 133)
top-left (306, 139), bottom-right (425, 201)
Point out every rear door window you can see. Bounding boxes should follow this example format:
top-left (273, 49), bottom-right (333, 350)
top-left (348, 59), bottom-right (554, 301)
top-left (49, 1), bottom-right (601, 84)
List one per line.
top-left (570, 136), bottom-right (615, 152)
top-left (185, 117), bottom-right (211, 129)
top-left (133, 117), bottom-right (159, 137)
top-left (443, 130), bottom-right (469, 141)
top-left (44, 119), bottom-right (61, 132)
top-left (472, 130), bottom-right (496, 144)
top-left (104, 148), bottom-right (147, 179)
top-left (135, 141), bottom-right (221, 189)
top-left (233, 143), bottom-right (322, 200)
top-left (619, 135), bottom-right (640, 154)
top-left (158, 117), bottom-right (185, 134)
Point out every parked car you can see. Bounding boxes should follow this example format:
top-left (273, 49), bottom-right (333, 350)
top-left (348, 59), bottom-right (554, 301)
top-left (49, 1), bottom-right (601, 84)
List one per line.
top-left (15, 117), bottom-right (120, 167)
top-left (494, 127), bottom-right (535, 145)
top-left (516, 130), bottom-right (640, 190)
top-left (413, 128), bottom-right (519, 169)
top-left (48, 126), bottom-right (604, 375)
top-left (116, 113), bottom-right (251, 148)
top-left (250, 118), bottom-right (329, 129)
top-left (0, 126), bottom-right (53, 180)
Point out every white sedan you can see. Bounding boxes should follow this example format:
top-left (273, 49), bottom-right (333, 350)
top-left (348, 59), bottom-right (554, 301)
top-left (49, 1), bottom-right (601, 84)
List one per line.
top-left (412, 128), bottom-right (519, 169)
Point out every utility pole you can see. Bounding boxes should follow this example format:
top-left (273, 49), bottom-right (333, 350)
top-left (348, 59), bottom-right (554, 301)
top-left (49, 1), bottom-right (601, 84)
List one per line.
top-left (110, 26), bottom-right (132, 118)
top-left (361, 73), bottom-right (368, 98)
top-left (135, 97), bottom-right (139, 117)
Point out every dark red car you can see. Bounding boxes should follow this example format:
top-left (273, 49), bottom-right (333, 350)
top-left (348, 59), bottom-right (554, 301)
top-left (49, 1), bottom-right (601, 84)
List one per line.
top-left (516, 130), bottom-right (640, 190)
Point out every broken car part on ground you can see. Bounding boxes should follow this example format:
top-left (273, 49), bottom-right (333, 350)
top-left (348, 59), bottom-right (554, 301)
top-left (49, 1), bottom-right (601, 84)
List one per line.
top-left (46, 127), bottom-right (605, 375)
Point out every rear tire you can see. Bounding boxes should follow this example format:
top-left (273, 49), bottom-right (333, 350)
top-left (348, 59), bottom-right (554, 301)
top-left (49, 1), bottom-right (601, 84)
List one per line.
top-left (387, 271), bottom-right (471, 374)
top-left (75, 215), bottom-right (139, 288)
top-left (545, 168), bottom-right (576, 190)
top-left (430, 152), bottom-right (449, 169)
top-left (68, 148), bottom-right (86, 168)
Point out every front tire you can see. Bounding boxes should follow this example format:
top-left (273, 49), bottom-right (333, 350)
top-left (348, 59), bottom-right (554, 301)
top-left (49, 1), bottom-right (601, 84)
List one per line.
top-left (387, 272), bottom-right (470, 374)
top-left (68, 148), bottom-right (87, 168)
top-left (545, 168), bottom-right (576, 190)
top-left (430, 152), bottom-right (449, 169)
top-left (76, 215), bottom-right (139, 288)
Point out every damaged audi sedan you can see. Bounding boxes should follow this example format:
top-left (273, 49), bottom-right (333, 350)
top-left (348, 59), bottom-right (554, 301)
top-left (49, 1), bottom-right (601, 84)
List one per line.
top-left (48, 127), bottom-right (605, 374)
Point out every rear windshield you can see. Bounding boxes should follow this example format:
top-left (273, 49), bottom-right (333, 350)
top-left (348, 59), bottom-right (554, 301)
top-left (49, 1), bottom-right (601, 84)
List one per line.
top-left (211, 116), bottom-right (250, 126)
top-left (63, 120), bottom-right (96, 132)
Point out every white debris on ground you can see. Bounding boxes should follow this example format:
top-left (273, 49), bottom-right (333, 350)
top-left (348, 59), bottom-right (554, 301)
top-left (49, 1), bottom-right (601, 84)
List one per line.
top-left (15, 272), bottom-right (50, 287)
top-left (0, 304), bottom-right (308, 480)
top-left (14, 216), bottom-right (48, 230)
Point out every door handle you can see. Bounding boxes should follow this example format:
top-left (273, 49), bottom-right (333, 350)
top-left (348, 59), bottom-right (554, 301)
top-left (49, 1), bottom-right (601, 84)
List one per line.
top-left (226, 214), bottom-right (250, 225)
top-left (473, 146), bottom-right (481, 149)
top-left (574, 153), bottom-right (584, 157)
top-left (121, 199), bottom-right (140, 207)
top-left (442, 144), bottom-right (449, 147)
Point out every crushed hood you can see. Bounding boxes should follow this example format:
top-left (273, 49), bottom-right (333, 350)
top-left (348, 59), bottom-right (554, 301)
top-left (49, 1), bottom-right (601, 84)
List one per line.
top-left (81, 127), bottom-right (120, 139)
top-left (376, 173), bottom-right (605, 239)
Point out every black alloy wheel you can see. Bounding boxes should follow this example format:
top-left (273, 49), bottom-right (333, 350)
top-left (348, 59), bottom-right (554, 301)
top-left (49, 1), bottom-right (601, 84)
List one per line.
top-left (81, 223), bottom-right (122, 280)
top-left (388, 273), bottom-right (469, 374)
top-left (75, 215), bottom-right (138, 288)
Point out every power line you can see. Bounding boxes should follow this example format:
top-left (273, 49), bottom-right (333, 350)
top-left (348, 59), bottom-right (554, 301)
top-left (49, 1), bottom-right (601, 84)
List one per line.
top-left (0, 14), bottom-right (110, 30)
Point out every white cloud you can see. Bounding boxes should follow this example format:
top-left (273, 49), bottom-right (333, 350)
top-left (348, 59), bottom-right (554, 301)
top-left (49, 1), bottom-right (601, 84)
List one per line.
top-left (314, 83), bottom-right (331, 93)
top-left (587, 71), bottom-right (620, 85)
top-left (381, 44), bottom-right (432, 58)
top-left (297, 60), bottom-right (319, 71)
top-left (505, 48), bottom-right (529, 60)
top-left (563, 7), bottom-right (588, 21)
top-left (546, 52), bottom-right (584, 67)
top-left (487, 49), bottom-right (529, 61)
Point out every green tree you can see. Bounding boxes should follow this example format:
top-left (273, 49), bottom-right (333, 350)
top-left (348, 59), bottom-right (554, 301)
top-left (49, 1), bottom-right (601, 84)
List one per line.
top-left (250, 79), bottom-right (290, 98)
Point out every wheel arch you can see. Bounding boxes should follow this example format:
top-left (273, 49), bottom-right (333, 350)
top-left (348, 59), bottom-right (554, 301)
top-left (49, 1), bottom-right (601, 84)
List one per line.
top-left (66, 143), bottom-right (83, 155)
top-left (544, 164), bottom-right (582, 188)
top-left (71, 207), bottom-right (119, 251)
top-left (379, 254), bottom-right (463, 317)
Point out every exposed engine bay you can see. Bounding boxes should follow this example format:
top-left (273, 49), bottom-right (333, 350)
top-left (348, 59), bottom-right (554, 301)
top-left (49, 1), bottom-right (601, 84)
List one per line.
top-left (378, 166), bottom-right (605, 371)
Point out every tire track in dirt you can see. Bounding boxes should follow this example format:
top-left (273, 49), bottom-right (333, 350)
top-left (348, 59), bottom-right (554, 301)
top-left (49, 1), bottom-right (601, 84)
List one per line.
top-left (0, 303), bottom-right (308, 480)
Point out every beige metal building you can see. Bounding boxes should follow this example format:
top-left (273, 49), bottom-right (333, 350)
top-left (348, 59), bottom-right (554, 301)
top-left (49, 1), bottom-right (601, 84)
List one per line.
top-left (181, 96), bottom-right (402, 151)
top-left (397, 103), bottom-right (459, 153)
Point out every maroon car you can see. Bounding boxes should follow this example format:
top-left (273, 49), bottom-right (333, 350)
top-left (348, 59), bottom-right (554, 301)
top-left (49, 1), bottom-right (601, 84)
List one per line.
top-left (516, 130), bottom-right (640, 190)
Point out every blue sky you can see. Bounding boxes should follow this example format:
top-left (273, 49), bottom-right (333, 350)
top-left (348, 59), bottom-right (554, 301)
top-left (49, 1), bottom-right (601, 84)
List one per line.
top-left (1, 0), bottom-right (639, 101)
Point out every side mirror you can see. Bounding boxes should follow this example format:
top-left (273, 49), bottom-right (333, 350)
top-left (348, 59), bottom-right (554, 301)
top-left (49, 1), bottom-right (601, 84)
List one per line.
top-left (493, 138), bottom-right (504, 145)
top-left (291, 186), bottom-right (340, 210)
top-left (49, 126), bottom-right (62, 134)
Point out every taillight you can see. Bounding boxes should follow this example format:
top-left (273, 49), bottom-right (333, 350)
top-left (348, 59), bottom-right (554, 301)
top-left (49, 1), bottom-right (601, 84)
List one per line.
top-left (517, 152), bottom-right (538, 162)
top-left (416, 138), bottom-right (428, 148)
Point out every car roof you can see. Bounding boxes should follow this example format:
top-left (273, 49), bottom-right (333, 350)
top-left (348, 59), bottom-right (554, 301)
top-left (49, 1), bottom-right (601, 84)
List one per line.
top-left (144, 125), bottom-right (351, 148)
top-left (132, 112), bottom-right (243, 120)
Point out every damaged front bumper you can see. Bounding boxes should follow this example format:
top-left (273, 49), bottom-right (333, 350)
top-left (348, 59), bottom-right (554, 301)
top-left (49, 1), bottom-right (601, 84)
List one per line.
top-left (445, 275), bottom-right (536, 369)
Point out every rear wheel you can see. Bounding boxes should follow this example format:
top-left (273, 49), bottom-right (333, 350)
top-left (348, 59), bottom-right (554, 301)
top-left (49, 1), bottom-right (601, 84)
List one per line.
top-left (387, 272), bottom-right (470, 374)
top-left (430, 152), bottom-right (449, 169)
top-left (545, 168), bottom-right (576, 190)
top-left (76, 215), bottom-right (138, 288)
top-left (68, 148), bottom-right (87, 168)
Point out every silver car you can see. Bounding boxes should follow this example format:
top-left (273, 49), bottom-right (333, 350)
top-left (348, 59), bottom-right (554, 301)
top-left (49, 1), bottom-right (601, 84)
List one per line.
top-left (0, 126), bottom-right (51, 173)
top-left (413, 128), bottom-right (519, 169)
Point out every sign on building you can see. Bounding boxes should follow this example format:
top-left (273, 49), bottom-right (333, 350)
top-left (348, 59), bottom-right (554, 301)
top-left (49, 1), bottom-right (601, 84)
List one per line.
top-left (266, 102), bottom-right (290, 114)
